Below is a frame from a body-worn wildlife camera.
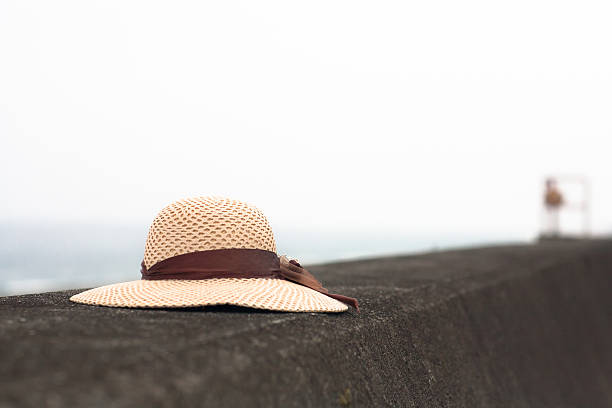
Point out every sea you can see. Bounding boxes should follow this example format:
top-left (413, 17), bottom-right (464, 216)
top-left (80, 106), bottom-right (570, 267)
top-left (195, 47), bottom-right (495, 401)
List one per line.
top-left (0, 222), bottom-right (528, 296)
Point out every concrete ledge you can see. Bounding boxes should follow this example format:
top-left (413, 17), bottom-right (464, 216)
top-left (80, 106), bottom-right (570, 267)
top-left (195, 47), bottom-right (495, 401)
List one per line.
top-left (1, 240), bottom-right (611, 407)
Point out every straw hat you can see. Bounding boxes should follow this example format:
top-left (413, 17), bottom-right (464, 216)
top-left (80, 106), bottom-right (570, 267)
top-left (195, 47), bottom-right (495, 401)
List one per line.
top-left (70, 197), bottom-right (356, 312)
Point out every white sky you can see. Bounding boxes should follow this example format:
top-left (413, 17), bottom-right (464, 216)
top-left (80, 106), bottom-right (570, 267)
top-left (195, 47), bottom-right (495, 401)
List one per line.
top-left (1, 0), bottom-right (611, 240)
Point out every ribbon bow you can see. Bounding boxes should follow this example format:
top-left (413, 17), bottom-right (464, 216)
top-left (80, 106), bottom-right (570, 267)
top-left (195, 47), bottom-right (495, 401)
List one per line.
top-left (278, 256), bottom-right (359, 311)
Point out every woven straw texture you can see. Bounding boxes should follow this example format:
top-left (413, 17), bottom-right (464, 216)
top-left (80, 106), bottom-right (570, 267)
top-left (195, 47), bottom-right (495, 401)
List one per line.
top-left (70, 197), bottom-right (348, 312)
top-left (143, 197), bottom-right (277, 270)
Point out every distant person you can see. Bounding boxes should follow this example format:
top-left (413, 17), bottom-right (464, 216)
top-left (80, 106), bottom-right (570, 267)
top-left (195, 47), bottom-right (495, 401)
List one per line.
top-left (544, 178), bottom-right (563, 237)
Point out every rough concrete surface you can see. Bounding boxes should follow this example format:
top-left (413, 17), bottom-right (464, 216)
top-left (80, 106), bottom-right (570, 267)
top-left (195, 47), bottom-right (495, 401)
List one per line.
top-left (1, 240), bottom-right (611, 407)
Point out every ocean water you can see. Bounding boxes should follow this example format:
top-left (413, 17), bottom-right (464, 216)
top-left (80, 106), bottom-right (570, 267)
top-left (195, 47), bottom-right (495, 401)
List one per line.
top-left (0, 222), bottom-right (527, 296)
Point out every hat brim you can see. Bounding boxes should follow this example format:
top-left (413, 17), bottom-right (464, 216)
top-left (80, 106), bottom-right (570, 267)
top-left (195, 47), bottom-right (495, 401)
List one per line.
top-left (69, 278), bottom-right (348, 312)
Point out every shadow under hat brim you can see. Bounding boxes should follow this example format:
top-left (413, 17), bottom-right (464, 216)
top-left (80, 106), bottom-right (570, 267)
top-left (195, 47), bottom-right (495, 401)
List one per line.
top-left (69, 278), bottom-right (348, 312)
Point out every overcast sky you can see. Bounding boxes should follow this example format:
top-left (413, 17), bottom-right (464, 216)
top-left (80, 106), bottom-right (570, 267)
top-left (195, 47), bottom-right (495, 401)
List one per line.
top-left (1, 0), bottom-right (610, 240)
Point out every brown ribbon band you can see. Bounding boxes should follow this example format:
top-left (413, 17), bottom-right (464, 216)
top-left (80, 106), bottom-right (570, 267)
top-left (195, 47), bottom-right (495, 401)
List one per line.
top-left (140, 248), bottom-right (358, 311)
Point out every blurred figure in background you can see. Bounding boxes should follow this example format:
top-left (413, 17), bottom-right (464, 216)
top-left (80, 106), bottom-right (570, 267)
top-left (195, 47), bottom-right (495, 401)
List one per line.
top-left (543, 178), bottom-right (564, 237)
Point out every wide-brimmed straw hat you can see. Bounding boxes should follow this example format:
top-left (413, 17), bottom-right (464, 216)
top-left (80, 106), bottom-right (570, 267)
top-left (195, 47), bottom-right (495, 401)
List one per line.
top-left (70, 197), bottom-right (358, 312)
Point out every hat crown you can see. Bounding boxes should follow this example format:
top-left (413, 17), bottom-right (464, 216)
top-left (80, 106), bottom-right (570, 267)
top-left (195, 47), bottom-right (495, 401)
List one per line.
top-left (143, 197), bottom-right (276, 269)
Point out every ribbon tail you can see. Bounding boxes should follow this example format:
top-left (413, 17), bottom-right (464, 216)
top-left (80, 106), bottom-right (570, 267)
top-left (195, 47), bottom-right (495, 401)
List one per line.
top-left (279, 255), bottom-right (360, 312)
top-left (326, 293), bottom-right (359, 312)
top-left (278, 268), bottom-right (325, 292)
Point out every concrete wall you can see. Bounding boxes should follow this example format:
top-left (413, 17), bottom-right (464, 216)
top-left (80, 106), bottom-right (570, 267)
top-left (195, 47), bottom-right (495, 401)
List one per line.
top-left (1, 240), bottom-right (611, 407)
